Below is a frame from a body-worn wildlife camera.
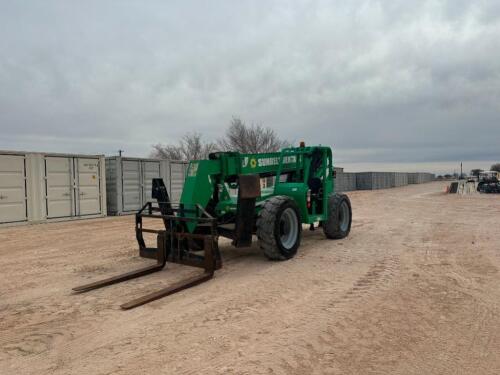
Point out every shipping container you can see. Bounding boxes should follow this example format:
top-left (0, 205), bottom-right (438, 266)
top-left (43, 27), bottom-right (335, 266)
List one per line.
top-left (408, 172), bottom-right (435, 184)
top-left (390, 172), bottom-right (408, 187)
top-left (0, 150), bottom-right (106, 226)
top-left (168, 160), bottom-right (189, 202)
top-left (0, 153), bottom-right (27, 224)
top-left (356, 172), bottom-right (393, 190)
top-left (335, 172), bottom-right (357, 192)
top-left (408, 172), bottom-right (421, 184)
top-left (105, 157), bottom-right (188, 215)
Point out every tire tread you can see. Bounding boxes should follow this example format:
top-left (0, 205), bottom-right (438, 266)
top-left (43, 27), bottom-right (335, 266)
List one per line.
top-left (257, 196), bottom-right (296, 260)
top-left (323, 193), bottom-right (352, 239)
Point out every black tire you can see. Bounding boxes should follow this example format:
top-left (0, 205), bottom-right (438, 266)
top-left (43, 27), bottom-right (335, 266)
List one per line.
top-left (257, 196), bottom-right (302, 260)
top-left (323, 193), bottom-right (352, 239)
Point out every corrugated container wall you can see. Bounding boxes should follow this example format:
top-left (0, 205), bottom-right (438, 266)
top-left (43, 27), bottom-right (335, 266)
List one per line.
top-left (407, 172), bottom-right (422, 184)
top-left (408, 172), bottom-right (436, 184)
top-left (391, 172), bottom-right (408, 187)
top-left (356, 172), bottom-right (393, 190)
top-left (169, 161), bottom-right (189, 202)
top-left (0, 151), bottom-right (106, 227)
top-left (105, 157), bottom-right (188, 215)
top-left (335, 172), bottom-right (357, 192)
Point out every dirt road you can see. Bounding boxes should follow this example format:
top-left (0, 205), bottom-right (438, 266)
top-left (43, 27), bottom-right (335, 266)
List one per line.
top-left (1, 182), bottom-right (499, 374)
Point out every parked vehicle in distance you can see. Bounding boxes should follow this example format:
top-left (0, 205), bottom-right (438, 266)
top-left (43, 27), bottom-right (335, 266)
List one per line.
top-left (477, 171), bottom-right (500, 194)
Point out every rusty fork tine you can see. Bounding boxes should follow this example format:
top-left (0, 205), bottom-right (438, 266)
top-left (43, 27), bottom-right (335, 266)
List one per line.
top-left (120, 272), bottom-right (213, 310)
top-left (72, 263), bottom-right (166, 293)
top-left (120, 230), bottom-right (217, 310)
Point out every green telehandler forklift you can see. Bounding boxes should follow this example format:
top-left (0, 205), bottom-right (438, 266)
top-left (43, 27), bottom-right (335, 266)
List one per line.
top-left (74, 143), bottom-right (352, 309)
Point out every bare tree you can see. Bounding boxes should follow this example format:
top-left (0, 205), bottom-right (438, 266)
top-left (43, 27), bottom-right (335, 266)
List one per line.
top-left (151, 132), bottom-right (217, 161)
top-left (470, 168), bottom-right (483, 177)
top-left (151, 118), bottom-right (287, 161)
top-left (217, 117), bottom-right (288, 153)
top-left (151, 143), bottom-right (183, 160)
top-left (490, 163), bottom-right (500, 172)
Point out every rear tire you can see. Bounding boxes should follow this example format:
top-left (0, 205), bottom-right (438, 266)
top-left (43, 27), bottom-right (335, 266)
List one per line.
top-left (257, 196), bottom-right (302, 260)
top-left (323, 194), bottom-right (352, 239)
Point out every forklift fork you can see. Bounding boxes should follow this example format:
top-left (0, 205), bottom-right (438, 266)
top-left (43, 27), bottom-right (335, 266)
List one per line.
top-left (72, 231), bottom-right (217, 309)
top-left (73, 179), bottom-right (219, 310)
top-left (121, 232), bottom-right (217, 310)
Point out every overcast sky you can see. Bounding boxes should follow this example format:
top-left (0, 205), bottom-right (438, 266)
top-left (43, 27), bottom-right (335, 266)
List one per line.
top-left (1, 1), bottom-right (499, 174)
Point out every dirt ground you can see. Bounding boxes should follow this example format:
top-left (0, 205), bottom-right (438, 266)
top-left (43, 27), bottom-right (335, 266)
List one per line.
top-left (1, 182), bottom-right (499, 375)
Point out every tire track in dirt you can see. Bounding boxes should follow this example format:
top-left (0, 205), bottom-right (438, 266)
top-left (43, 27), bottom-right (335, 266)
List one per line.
top-left (333, 256), bottom-right (400, 306)
top-left (275, 255), bottom-right (403, 375)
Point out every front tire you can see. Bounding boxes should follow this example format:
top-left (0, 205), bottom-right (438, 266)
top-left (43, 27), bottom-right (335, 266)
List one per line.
top-left (257, 196), bottom-right (302, 260)
top-left (323, 194), bottom-right (352, 239)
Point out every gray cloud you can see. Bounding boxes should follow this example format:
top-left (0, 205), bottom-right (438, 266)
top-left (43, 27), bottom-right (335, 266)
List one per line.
top-left (0, 0), bottom-right (499, 173)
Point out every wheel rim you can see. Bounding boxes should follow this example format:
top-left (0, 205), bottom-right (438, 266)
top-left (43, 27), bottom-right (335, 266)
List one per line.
top-left (279, 208), bottom-right (298, 249)
top-left (339, 201), bottom-right (350, 232)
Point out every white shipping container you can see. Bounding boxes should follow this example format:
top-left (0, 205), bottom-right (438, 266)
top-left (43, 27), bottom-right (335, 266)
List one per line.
top-left (0, 151), bottom-right (106, 227)
top-left (0, 154), bottom-right (27, 223)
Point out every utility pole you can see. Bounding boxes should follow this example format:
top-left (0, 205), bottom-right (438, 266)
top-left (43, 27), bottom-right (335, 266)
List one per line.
top-left (460, 162), bottom-right (463, 179)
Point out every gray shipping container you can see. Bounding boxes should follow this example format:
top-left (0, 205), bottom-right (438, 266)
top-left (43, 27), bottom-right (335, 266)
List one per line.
top-left (391, 172), bottom-right (408, 187)
top-left (169, 160), bottom-right (189, 202)
top-left (105, 157), bottom-right (188, 215)
top-left (408, 172), bottom-right (422, 184)
top-left (0, 150), bottom-right (106, 226)
top-left (356, 172), bottom-right (393, 190)
top-left (408, 172), bottom-right (435, 184)
top-left (335, 172), bottom-right (357, 192)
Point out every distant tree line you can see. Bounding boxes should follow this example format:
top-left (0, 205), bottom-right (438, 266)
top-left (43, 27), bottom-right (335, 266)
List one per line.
top-left (151, 117), bottom-right (288, 160)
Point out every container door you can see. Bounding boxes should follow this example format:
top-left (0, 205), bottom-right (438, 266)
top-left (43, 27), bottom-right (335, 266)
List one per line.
top-left (141, 161), bottom-right (160, 204)
top-left (0, 154), bottom-right (27, 223)
top-left (169, 161), bottom-right (187, 202)
top-left (45, 157), bottom-right (73, 218)
top-left (76, 158), bottom-right (101, 216)
top-left (121, 160), bottom-right (141, 211)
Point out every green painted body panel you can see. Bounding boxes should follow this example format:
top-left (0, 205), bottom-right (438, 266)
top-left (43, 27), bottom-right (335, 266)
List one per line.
top-left (180, 160), bottom-right (220, 232)
top-left (179, 146), bottom-right (335, 232)
top-left (273, 183), bottom-right (309, 221)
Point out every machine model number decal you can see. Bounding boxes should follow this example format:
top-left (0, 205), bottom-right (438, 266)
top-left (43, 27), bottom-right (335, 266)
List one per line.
top-left (242, 155), bottom-right (296, 168)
